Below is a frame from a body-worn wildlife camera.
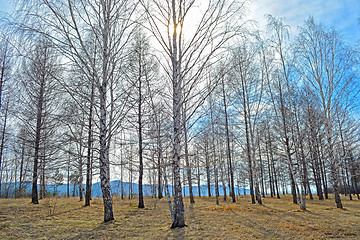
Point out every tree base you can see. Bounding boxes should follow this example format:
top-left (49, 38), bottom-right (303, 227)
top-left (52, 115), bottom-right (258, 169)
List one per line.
top-left (170, 223), bottom-right (187, 229)
top-left (104, 217), bottom-right (114, 223)
top-left (170, 217), bottom-right (186, 229)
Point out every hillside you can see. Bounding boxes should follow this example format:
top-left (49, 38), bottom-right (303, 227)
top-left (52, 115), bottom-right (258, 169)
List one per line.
top-left (1, 180), bottom-right (250, 198)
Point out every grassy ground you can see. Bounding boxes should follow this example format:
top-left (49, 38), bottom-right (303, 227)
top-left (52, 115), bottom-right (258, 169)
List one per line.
top-left (0, 194), bottom-right (359, 239)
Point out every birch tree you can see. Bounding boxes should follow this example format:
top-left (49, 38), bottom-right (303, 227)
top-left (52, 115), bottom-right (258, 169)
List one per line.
top-left (267, 15), bottom-right (300, 206)
top-left (18, 0), bottom-right (138, 221)
top-left (295, 17), bottom-right (359, 208)
top-left (231, 40), bottom-right (265, 204)
top-left (0, 36), bottom-right (11, 196)
top-left (140, 0), bottom-right (244, 227)
top-left (17, 39), bottom-right (60, 204)
top-left (125, 28), bottom-right (158, 208)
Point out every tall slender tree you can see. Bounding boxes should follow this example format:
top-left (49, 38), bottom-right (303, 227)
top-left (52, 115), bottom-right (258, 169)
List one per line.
top-left (19, 0), bottom-right (138, 221)
top-left (295, 17), bottom-right (359, 208)
top-left (140, 0), bottom-right (244, 227)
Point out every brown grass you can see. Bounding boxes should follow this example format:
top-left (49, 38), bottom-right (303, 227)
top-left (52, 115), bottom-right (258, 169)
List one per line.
top-left (0, 194), bottom-right (359, 239)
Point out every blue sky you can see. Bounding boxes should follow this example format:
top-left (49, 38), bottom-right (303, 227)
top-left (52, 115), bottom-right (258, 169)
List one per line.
top-left (0, 0), bottom-right (10, 13)
top-left (0, 0), bottom-right (359, 44)
top-left (248, 0), bottom-right (360, 44)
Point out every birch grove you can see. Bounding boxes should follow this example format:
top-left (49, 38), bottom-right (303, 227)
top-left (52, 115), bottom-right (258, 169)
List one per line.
top-left (0, 0), bottom-right (359, 229)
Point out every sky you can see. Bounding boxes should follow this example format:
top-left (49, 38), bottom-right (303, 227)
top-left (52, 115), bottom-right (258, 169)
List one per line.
top-left (0, 0), bottom-right (10, 13)
top-left (0, 0), bottom-right (359, 44)
top-left (248, 0), bottom-right (360, 44)
top-left (0, 0), bottom-right (359, 184)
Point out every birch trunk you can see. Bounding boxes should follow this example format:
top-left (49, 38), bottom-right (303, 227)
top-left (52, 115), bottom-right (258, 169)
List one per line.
top-left (0, 100), bottom-right (8, 198)
top-left (210, 97), bottom-right (219, 205)
top-left (169, 0), bottom-right (185, 228)
top-left (222, 78), bottom-right (236, 203)
top-left (184, 130), bottom-right (194, 203)
top-left (85, 80), bottom-right (94, 206)
top-left (205, 142), bottom-right (211, 197)
top-left (183, 105), bottom-right (194, 203)
top-left (138, 70), bottom-right (144, 209)
top-left (99, 82), bottom-right (114, 222)
top-left (31, 69), bottom-right (45, 204)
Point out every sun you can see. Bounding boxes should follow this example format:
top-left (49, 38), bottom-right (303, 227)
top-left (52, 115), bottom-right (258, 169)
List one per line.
top-left (168, 21), bottom-right (183, 38)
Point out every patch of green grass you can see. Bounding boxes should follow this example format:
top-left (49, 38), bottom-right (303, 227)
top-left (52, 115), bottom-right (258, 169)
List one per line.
top-left (0, 195), bottom-right (359, 239)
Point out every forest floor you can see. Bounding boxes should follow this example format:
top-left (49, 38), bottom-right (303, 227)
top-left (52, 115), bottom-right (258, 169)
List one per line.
top-left (0, 194), bottom-right (359, 239)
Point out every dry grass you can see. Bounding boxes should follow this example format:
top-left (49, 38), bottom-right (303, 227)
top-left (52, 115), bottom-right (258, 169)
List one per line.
top-left (0, 194), bottom-right (359, 239)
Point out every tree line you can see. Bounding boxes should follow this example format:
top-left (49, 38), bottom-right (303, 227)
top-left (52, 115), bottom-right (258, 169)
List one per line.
top-left (0, 0), bottom-right (359, 228)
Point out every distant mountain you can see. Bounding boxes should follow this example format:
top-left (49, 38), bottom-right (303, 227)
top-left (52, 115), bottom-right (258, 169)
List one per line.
top-left (0, 180), bottom-right (250, 198)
